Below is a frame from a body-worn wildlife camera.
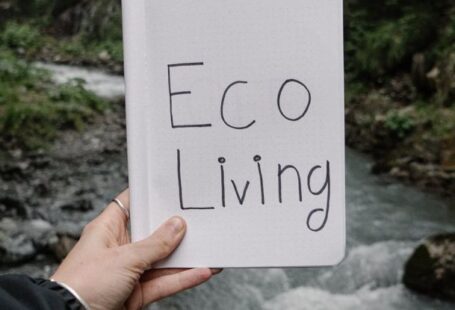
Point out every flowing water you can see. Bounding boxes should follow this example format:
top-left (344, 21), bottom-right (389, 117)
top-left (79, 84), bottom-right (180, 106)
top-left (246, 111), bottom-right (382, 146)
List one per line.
top-left (38, 63), bottom-right (455, 310)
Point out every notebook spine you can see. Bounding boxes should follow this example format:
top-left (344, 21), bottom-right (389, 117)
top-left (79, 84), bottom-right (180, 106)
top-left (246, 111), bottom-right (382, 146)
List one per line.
top-left (121, 0), bottom-right (150, 242)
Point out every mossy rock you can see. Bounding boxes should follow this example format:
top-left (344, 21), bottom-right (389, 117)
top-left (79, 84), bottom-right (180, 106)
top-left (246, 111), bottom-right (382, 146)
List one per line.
top-left (403, 234), bottom-right (455, 302)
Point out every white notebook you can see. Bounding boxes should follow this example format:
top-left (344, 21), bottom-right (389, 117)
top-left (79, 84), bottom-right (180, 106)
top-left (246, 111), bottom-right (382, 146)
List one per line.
top-left (122, 0), bottom-right (346, 268)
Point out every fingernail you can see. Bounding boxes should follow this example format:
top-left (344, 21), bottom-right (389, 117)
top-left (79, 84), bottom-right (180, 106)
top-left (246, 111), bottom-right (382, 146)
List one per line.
top-left (169, 217), bottom-right (185, 235)
top-left (211, 268), bottom-right (223, 275)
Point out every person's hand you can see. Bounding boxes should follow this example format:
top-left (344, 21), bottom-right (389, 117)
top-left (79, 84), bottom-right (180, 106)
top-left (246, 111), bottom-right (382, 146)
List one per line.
top-left (52, 189), bottom-right (220, 310)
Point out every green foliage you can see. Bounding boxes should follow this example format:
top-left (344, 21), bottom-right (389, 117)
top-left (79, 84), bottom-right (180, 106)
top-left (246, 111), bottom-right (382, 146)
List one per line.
top-left (95, 40), bottom-right (123, 62)
top-left (345, 81), bottom-right (367, 104)
top-left (345, 0), bottom-right (447, 78)
top-left (50, 80), bottom-right (107, 114)
top-left (384, 111), bottom-right (415, 139)
top-left (344, 0), bottom-right (455, 111)
top-left (0, 22), bottom-right (42, 50)
top-left (0, 50), bottom-right (108, 149)
top-left (0, 49), bottom-right (32, 80)
top-left (350, 15), bottom-right (431, 76)
top-left (0, 1), bottom-right (123, 65)
top-left (430, 7), bottom-right (455, 60)
top-left (416, 104), bottom-right (455, 139)
top-left (56, 37), bottom-right (124, 63)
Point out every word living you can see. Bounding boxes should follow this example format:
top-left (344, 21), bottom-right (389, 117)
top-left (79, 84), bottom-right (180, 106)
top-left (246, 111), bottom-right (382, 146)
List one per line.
top-left (177, 150), bottom-right (331, 232)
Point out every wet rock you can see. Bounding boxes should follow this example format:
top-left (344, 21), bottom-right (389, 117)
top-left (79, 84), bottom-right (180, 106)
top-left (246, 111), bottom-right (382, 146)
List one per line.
top-left (371, 161), bottom-right (389, 175)
top-left (426, 66), bottom-right (440, 91)
top-left (0, 159), bottom-right (31, 179)
top-left (49, 222), bottom-right (82, 260)
top-left (0, 218), bottom-right (60, 265)
top-left (403, 234), bottom-right (455, 302)
top-left (28, 219), bottom-right (52, 232)
top-left (0, 190), bottom-right (28, 218)
top-left (33, 181), bottom-right (51, 196)
top-left (389, 167), bottom-right (410, 179)
top-left (31, 156), bottom-right (51, 169)
top-left (55, 221), bottom-right (84, 238)
top-left (59, 198), bottom-right (94, 212)
top-left (0, 233), bottom-right (36, 265)
top-left (0, 218), bottom-right (37, 265)
top-left (24, 219), bottom-right (58, 249)
top-left (98, 50), bottom-right (111, 62)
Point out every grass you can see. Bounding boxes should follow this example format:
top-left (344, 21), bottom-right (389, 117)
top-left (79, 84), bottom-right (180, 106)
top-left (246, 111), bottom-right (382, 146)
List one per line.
top-left (0, 15), bottom-right (116, 150)
top-left (0, 22), bottom-right (42, 51)
top-left (0, 49), bottom-right (108, 149)
top-left (0, 21), bottom-right (123, 65)
top-left (415, 104), bottom-right (455, 139)
top-left (54, 36), bottom-right (124, 64)
top-left (384, 110), bottom-right (415, 139)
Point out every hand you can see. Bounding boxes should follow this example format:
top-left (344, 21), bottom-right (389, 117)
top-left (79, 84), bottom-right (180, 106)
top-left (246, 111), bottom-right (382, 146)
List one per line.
top-left (52, 189), bottom-right (219, 310)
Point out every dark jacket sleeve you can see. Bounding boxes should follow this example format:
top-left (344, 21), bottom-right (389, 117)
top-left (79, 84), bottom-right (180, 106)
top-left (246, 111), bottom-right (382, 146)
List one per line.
top-left (0, 274), bottom-right (84, 310)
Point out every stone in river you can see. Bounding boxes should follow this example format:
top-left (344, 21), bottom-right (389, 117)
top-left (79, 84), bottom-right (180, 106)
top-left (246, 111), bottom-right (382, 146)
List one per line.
top-left (403, 234), bottom-right (455, 302)
top-left (0, 233), bottom-right (36, 264)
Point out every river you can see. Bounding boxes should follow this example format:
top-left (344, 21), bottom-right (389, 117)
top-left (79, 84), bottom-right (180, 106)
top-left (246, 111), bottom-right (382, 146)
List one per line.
top-left (33, 63), bottom-right (455, 309)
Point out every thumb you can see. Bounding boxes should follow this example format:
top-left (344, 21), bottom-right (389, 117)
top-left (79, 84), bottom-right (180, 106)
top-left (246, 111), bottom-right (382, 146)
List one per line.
top-left (125, 217), bottom-right (186, 271)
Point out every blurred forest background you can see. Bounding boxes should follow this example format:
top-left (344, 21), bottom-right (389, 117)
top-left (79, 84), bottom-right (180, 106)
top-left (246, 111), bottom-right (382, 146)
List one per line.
top-left (0, 1), bottom-right (454, 308)
top-left (0, 0), bottom-right (453, 195)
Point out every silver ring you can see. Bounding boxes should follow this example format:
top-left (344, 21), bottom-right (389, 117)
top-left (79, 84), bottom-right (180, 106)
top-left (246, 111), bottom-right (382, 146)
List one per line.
top-left (112, 198), bottom-right (130, 219)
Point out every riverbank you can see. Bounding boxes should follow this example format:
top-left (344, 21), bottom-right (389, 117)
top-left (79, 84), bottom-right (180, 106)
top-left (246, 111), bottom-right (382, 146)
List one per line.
top-left (0, 92), bottom-right (127, 277)
top-left (0, 50), bottom-right (111, 151)
top-left (0, 0), bottom-right (123, 73)
top-left (344, 1), bottom-right (455, 197)
top-left (346, 84), bottom-right (455, 197)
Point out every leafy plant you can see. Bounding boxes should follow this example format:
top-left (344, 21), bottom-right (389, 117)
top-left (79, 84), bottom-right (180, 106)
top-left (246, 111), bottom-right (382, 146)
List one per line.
top-left (384, 111), bottom-right (415, 139)
top-left (345, 1), bottom-right (442, 78)
top-left (0, 50), bottom-right (108, 149)
top-left (0, 22), bottom-right (42, 50)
